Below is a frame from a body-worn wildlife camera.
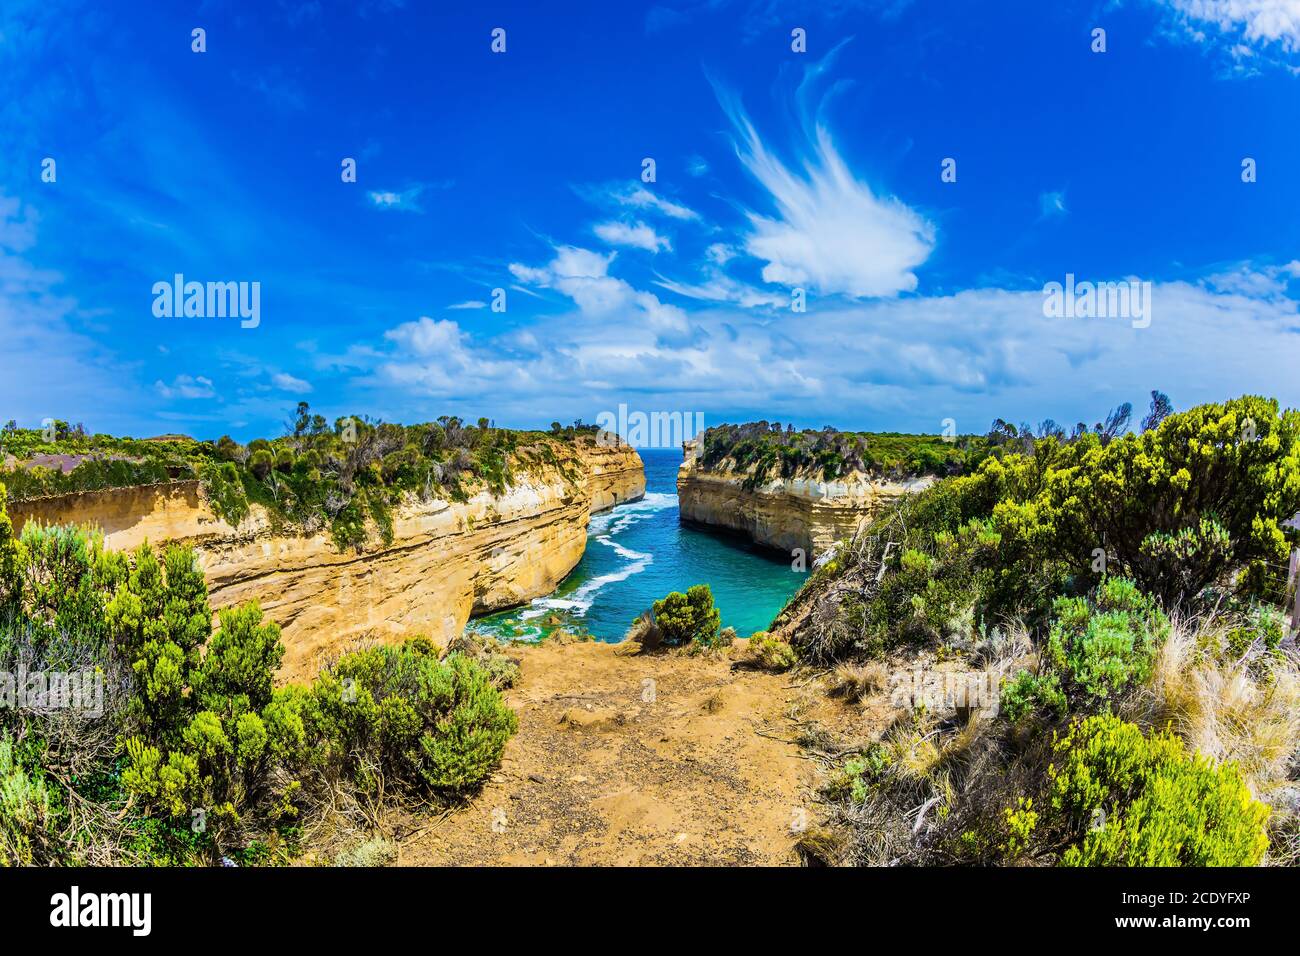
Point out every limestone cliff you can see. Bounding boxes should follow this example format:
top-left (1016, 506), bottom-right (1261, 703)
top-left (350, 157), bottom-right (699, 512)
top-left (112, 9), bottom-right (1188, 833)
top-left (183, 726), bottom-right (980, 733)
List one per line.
top-left (576, 438), bottom-right (646, 513)
top-left (676, 439), bottom-right (930, 559)
top-left (9, 440), bottom-right (644, 681)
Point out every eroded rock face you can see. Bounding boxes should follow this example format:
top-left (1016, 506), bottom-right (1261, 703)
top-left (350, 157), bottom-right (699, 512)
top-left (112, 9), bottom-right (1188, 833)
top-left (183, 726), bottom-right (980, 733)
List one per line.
top-left (9, 441), bottom-right (644, 681)
top-left (675, 439), bottom-right (930, 560)
top-left (577, 438), bottom-right (646, 513)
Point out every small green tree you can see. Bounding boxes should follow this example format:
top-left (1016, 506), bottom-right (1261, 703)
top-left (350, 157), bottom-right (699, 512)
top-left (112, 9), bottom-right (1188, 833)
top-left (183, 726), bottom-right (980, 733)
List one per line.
top-left (248, 449), bottom-right (273, 480)
top-left (652, 584), bottom-right (721, 647)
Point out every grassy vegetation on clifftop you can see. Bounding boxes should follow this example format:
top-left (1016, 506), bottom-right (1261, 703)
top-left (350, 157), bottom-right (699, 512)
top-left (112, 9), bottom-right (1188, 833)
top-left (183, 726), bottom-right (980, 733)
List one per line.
top-left (0, 407), bottom-right (604, 552)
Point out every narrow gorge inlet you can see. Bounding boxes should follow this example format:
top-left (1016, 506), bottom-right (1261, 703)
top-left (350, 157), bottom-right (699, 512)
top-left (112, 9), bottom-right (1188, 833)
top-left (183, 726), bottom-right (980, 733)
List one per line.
top-left (470, 448), bottom-right (806, 643)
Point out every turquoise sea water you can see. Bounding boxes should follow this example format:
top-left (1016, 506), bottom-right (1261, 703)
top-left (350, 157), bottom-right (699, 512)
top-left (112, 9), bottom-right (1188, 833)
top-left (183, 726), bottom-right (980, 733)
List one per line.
top-left (468, 448), bottom-right (806, 643)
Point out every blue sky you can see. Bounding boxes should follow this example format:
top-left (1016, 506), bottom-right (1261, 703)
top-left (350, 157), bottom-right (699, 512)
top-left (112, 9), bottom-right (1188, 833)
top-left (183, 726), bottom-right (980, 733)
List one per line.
top-left (2, 0), bottom-right (1300, 442)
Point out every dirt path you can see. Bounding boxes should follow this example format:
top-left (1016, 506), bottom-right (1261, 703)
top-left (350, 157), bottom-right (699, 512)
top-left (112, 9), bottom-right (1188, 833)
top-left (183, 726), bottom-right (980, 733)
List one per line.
top-left (395, 640), bottom-right (819, 866)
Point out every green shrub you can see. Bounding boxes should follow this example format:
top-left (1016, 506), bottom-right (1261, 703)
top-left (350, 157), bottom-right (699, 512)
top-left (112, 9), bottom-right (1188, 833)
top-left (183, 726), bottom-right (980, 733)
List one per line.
top-left (747, 631), bottom-right (797, 671)
top-left (999, 671), bottom-right (1066, 723)
top-left (200, 461), bottom-right (249, 527)
top-left (120, 600), bottom-right (305, 838)
top-left (0, 733), bottom-right (56, 866)
top-left (194, 603), bottom-right (285, 715)
top-left (1048, 715), bottom-right (1270, 866)
top-left (472, 650), bottom-right (520, 690)
top-left (652, 584), bottom-right (721, 647)
top-left (688, 624), bottom-right (735, 655)
top-left (1045, 577), bottom-right (1169, 709)
top-left (830, 745), bottom-right (891, 803)
top-left (104, 542), bottom-right (211, 741)
top-left (1224, 604), bottom-right (1287, 671)
top-left (0, 482), bottom-right (19, 612)
top-left (0, 480), bottom-right (524, 864)
top-left (310, 639), bottom-right (518, 794)
top-left (1003, 797), bottom-right (1038, 859)
top-left (248, 449), bottom-right (274, 481)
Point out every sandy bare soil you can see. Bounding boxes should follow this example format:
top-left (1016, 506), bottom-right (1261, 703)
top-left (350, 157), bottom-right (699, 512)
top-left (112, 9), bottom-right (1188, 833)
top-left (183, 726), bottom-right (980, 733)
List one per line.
top-left (393, 639), bottom-right (822, 866)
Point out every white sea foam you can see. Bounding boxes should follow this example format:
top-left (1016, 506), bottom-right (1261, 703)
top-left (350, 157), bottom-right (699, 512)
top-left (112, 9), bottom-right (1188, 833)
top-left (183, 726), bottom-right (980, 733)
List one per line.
top-left (514, 493), bottom-right (674, 622)
top-left (589, 491), bottom-right (676, 536)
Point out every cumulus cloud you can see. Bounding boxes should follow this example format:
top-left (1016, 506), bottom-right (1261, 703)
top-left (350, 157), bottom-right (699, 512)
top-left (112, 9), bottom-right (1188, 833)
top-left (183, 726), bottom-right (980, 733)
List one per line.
top-left (349, 261), bottom-right (1300, 431)
top-left (373, 316), bottom-right (535, 397)
top-left (713, 59), bottom-right (934, 298)
top-left (509, 244), bottom-right (691, 337)
top-left (593, 220), bottom-right (672, 252)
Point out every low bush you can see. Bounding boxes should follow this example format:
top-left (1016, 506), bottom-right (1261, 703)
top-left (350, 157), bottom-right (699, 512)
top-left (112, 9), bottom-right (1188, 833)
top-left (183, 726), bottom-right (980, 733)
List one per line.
top-left (310, 639), bottom-right (518, 794)
top-left (747, 631), bottom-right (797, 671)
top-left (1047, 715), bottom-right (1270, 866)
top-left (999, 671), bottom-right (1066, 723)
top-left (0, 734), bottom-right (56, 866)
top-left (778, 395), bottom-right (1300, 666)
top-left (334, 835), bottom-right (397, 867)
top-left (1044, 577), bottom-right (1170, 710)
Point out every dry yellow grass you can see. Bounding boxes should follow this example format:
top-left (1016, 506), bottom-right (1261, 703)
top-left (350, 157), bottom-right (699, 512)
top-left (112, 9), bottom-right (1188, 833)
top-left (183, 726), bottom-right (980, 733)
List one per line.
top-left (1137, 616), bottom-right (1300, 796)
top-left (831, 661), bottom-right (889, 703)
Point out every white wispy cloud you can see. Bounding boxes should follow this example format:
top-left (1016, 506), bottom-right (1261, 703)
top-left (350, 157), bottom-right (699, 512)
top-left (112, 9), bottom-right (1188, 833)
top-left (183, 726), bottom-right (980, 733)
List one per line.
top-left (271, 371), bottom-right (312, 393)
top-left (593, 220), bottom-right (672, 252)
top-left (367, 181), bottom-right (450, 213)
top-left (712, 51), bottom-right (935, 298)
top-left (1038, 190), bottom-right (1068, 219)
top-left (602, 184), bottom-right (699, 221)
top-left (155, 374), bottom-right (216, 400)
top-left (1156, 0), bottom-right (1300, 50)
top-left (447, 300), bottom-right (488, 310)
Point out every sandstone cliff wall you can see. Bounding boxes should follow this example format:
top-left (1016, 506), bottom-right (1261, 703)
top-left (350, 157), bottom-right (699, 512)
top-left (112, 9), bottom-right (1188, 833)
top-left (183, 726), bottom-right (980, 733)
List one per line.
top-left (578, 439), bottom-right (646, 513)
top-left (676, 440), bottom-right (930, 559)
top-left (9, 441), bottom-right (644, 681)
